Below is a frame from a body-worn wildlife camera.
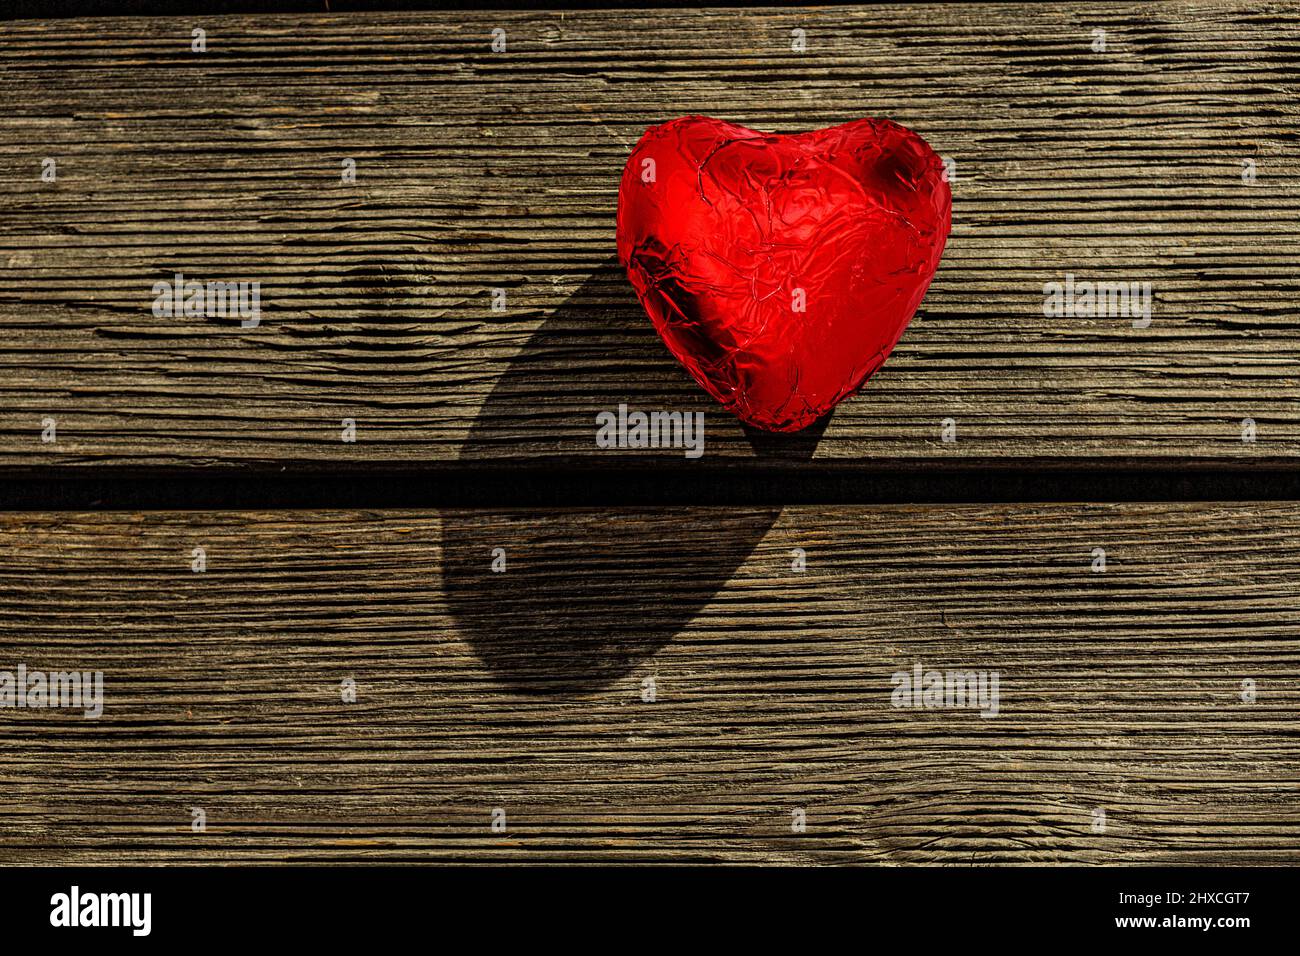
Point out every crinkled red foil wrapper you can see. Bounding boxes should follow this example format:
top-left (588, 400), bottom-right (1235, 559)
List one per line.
top-left (616, 115), bottom-right (951, 432)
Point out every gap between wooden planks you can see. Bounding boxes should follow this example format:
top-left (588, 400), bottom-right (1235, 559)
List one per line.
top-left (0, 4), bottom-right (1298, 470)
top-left (0, 503), bottom-right (1297, 864)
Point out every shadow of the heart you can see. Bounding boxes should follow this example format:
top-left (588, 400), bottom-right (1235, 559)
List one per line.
top-left (440, 256), bottom-right (829, 695)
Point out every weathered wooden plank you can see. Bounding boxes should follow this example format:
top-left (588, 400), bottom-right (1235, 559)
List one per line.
top-left (1, 503), bottom-right (1297, 863)
top-left (1, 4), bottom-right (1298, 469)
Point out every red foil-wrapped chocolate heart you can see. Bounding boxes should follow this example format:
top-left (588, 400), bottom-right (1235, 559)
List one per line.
top-left (616, 115), bottom-right (951, 432)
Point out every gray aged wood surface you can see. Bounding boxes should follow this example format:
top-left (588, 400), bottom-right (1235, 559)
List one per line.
top-left (0, 4), bottom-right (1298, 468)
top-left (1, 504), bottom-right (1297, 864)
top-left (0, 5), bottom-right (1297, 867)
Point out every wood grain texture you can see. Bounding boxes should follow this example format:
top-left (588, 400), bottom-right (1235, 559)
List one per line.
top-left (1, 4), bottom-right (1298, 469)
top-left (1, 503), bottom-right (1297, 864)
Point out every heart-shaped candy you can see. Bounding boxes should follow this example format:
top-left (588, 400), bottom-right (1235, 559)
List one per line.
top-left (616, 115), bottom-right (951, 432)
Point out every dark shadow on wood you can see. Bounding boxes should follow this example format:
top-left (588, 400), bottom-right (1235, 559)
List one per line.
top-left (441, 255), bottom-right (828, 694)
top-left (743, 415), bottom-right (831, 459)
